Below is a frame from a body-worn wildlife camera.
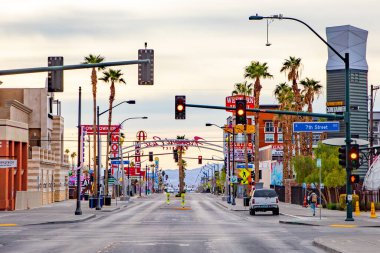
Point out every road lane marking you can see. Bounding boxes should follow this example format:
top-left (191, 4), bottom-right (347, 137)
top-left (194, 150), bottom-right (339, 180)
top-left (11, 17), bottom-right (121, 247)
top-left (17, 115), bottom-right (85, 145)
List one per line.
top-left (329, 224), bottom-right (357, 228)
top-left (0, 224), bottom-right (17, 227)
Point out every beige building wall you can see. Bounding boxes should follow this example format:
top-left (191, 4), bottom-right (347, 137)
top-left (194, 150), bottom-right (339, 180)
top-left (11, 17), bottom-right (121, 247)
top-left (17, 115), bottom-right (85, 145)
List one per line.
top-left (0, 87), bottom-right (70, 209)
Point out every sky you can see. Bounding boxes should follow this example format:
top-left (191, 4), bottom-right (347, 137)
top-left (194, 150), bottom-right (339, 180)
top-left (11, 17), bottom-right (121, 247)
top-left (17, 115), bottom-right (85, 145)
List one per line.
top-left (1, 0), bottom-right (380, 170)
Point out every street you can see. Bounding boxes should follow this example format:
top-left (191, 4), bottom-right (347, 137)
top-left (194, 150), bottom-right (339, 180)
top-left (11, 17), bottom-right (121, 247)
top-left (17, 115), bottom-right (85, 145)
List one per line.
top-left (0, 193), bottom-right (379, 253)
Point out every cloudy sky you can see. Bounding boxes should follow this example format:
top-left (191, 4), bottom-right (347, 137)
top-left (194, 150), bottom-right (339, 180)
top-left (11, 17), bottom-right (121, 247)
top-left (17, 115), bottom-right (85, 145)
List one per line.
top-left (1, 0), bottom-right (380, 170)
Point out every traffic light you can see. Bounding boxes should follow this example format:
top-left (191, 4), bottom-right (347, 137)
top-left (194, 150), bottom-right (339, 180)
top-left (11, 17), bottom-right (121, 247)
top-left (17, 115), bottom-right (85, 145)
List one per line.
top-left (251, 170), bottom-right (255, 179)
top-left (338, 146), bottom-right (346, 167)
top-left (198, 156), bottom-right (202, 164)
top-left (173, 149), bottom-right (178, 162)
top-left (149, 151), bottom-right (153, 162)
top-left (247, 153), bottom-right (252, 163)
top-left (138, 47), bottom-right (154, 85)
top-left (175, 95), bottom-right (186, 119)
top-left (349, 144), bottom-right (360, 169)
top-left (235, 99), bottom-right (246, 125)
top-left (350, 174), bottom-right (360, 184)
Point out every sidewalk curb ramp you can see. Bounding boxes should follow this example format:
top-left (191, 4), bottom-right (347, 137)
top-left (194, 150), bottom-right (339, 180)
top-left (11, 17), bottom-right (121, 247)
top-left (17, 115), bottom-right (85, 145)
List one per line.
top-left (313, 238), bottom-right (341, 253)
top-left (26, 214), bottom-right (96, 226)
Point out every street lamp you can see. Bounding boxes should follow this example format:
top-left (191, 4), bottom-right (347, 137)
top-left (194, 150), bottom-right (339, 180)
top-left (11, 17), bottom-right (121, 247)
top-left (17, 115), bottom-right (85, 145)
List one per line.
top-left (96, 100), bottom-right (135, 210)
top-left (249, 14), bottom-right (353, 221)
top-left (206, 123), bottom-right (235, 204)
top-left (109, 116), bottom-right (148, 200)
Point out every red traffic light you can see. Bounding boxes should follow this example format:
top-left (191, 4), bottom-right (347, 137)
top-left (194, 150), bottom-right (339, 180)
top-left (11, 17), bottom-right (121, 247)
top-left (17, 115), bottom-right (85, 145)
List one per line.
top-left (235, 100), bottom-right (247, 125)
top-left (175, 95), bottom-right (186, 119)
top-left (198, 155), bottom-right (202, 164)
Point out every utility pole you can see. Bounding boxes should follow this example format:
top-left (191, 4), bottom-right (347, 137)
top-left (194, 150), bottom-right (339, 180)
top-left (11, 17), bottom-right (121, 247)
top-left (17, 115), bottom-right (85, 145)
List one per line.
top-left (370, 84), bottom-right (380, 166)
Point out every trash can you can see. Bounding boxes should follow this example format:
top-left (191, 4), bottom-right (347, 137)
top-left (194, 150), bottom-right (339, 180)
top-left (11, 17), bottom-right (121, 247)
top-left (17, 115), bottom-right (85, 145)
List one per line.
top-left (105, 195), bottom-right (112, 206)
top-left (243, 197), bottom-right (250, 207)
top-left (84, 193), bottom-right (89, 201)
top-left (89, 197), bottom-right (96, 208)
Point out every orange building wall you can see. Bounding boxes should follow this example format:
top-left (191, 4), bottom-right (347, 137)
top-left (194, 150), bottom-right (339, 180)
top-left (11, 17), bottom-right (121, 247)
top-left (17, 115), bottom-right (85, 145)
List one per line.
top-left (0, 140), bottom-right (28, 211)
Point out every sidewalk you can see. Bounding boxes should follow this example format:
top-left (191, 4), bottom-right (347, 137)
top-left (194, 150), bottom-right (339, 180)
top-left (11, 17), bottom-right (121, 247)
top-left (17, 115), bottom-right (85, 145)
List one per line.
top-left (213, 194), bottom-right (380, 253)
top-left (0, 197), bottom-right (131, 226)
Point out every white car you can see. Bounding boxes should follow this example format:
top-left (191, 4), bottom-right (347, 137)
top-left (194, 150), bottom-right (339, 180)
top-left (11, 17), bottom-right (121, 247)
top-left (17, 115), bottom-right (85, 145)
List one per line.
top-left (249, 189), bottom-right (279, 215)
top-left (165, 187), bottom-right (174, 193)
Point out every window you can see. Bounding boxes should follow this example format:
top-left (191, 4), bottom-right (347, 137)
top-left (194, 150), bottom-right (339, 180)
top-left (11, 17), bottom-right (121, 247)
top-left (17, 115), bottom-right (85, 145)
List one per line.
top-left (277, 123), bottom-right (283, 133)
top-left (277, 134), bottom-right (283, 143)
top-left (265, 121), bottom-right (274, 133)
top-left (265, 134), bottom-right (274, 143)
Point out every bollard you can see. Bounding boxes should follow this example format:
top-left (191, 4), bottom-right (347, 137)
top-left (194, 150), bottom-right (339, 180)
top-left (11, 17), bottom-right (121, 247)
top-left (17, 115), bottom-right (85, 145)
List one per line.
top-left (354, 201), bottom-right (360, 217)
top-left (166, 192), bottom-right (170, 205)
top-left (181, 193), bottom-right (185, 208)
top-left (370, 202), bottom-right (377, 218)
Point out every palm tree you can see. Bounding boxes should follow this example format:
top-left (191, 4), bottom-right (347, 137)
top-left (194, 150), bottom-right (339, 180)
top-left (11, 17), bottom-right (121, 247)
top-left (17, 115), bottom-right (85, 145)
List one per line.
top-left (244, 61), bottom-right (273, 183)
top-left (300, 78), bottom-right (323, 155)
top-left (82, 54), bottom-right (105, 195)
top-left (274, 83), bottom-right (295, 181)
top-left (99, 68), bottom-right (126, 196)
top-left (176, 135), bottom-right (186, 194)
top-left (280, 56), bottom-right (302, 156)
top-left (232, 81), bottom-right (253, 96)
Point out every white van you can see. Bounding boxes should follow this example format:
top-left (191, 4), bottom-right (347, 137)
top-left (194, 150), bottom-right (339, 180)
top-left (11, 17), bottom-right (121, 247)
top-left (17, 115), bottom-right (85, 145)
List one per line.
top-left (249, 189), bottom-right (279, 215)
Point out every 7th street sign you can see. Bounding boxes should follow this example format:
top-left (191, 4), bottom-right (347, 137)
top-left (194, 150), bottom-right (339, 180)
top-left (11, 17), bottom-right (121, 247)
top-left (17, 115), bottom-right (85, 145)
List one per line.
top-left (293, 122), bottom-right (340, 133)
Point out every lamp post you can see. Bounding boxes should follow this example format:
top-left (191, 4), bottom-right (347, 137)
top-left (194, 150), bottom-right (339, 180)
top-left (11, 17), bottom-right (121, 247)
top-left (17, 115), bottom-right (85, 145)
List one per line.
top-left (249, 14), bottom-right (353, 221)
top-left (75, 86), bottom-right (82, 215)
top-left (96, 100), bottom-right (135, 210)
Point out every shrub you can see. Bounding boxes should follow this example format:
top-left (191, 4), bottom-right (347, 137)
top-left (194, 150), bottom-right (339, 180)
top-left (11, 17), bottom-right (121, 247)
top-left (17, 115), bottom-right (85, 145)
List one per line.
top-left (339, 194), bottom-right (359, 210)
top-left (327, 203), bottom-right (338, 210)
top-left (375, 202), bottom-right (380, 210)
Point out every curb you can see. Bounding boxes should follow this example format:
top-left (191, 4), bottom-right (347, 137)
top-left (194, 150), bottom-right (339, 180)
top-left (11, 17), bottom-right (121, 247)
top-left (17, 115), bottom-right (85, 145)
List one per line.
top-left (313, 239), bottom-right (341, 253)
top-left (100, 207), bottom-right (120, 212)
top-left (279, 220), bottom-right (320, 226)
top-left (27, 214), bottom-right (96, 226)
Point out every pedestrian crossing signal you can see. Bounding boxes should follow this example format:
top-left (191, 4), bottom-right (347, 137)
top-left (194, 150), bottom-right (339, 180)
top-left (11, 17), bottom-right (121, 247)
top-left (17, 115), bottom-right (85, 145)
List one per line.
top-left (350, 174), bottom-right (360, 184)
top-left (198, 156), bottom-right (202, 164)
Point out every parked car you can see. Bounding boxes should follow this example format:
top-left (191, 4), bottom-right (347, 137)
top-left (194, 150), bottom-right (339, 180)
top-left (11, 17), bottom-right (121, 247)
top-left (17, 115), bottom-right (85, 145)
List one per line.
top-left (165, 187), bottom-right (174, 193)
top-left (249, 189), bottom-right (279, 215)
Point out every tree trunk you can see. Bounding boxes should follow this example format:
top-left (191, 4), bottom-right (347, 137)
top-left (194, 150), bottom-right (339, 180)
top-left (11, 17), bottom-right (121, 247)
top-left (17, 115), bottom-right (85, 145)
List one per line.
top-left (327, 187), bottom-right (332, 204)
top-left (105, 82), bottom-right (115, 196)
top-left (91, 67), bottom-right (97, 195)
top-left (178, 147), bottom-right (184, 193)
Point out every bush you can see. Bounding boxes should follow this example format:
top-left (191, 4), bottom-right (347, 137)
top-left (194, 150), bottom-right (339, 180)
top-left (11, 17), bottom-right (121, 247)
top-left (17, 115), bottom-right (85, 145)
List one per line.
top-left (375, 202), bottom-right (380, 210)
top-left (327, 203), bottom-right (337, 210)
top-left (360, 201), bottom-right (371, 211)
top-left (339, 194), bottom-right (359, 210)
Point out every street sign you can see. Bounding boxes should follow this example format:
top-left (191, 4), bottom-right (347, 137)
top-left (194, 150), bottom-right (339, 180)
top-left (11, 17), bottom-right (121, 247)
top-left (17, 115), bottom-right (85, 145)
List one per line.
top-left (0, 160), bottom-right (17, 168)
top-left (230, 176), bottom-right (238, 183)
top-left (224, 125), bottom-right (255, 134)
top-left (236, 163), bottom-right (254, 169)
top-left (110, 160), bottom-right (129, 165)
top-left (316, 158), bottom-right (321, 168)
top-left (293, 122), bottom-right (340, 133)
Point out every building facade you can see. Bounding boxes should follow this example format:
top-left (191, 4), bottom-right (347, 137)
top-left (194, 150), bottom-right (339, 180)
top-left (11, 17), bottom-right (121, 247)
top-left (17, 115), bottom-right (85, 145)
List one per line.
top-left (0, 87), bottom-right (69, 210)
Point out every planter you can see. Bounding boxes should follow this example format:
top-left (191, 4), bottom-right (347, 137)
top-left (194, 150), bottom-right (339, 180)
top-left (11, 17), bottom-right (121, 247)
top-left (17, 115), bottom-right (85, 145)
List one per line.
top-left (84, 193), bottom-right (89, 201)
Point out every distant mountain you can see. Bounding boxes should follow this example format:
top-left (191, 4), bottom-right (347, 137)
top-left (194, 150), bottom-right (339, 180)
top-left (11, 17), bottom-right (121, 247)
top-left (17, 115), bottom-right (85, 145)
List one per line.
top-left (163, 164), bottom-right (223, 188)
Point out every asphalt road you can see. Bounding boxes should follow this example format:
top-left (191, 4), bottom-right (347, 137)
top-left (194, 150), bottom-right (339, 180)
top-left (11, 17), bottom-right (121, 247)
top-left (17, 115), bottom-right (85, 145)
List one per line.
top-left (0, 193), bottom-right (378, 253)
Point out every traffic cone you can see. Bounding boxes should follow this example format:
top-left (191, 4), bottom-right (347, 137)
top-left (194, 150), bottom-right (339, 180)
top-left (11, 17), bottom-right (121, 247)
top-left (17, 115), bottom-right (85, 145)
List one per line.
top-left (370, 202), bottom-right (377, 218)
top-left (303, 195), bottom-right (307, 208)
top-left (354, 201), bottom-right (360, 217)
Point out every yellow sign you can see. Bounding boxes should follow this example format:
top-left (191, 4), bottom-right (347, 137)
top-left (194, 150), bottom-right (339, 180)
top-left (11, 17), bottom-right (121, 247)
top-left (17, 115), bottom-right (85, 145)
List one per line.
top-left (238, 168), bottom-right (251, 185)
top-left (326, 101), bottom-right (344, 107)
top-left (224, 125), bottom-right (255, 134)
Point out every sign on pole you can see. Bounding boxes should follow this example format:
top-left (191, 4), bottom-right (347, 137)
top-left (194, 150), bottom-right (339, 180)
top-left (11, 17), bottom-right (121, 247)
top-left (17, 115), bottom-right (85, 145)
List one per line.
top-left (0, 160), bottom-right (17, 168)
top-left (293, 122), bottom-right (340, 132)
top-left (110, 160), bottom-right (130, 165)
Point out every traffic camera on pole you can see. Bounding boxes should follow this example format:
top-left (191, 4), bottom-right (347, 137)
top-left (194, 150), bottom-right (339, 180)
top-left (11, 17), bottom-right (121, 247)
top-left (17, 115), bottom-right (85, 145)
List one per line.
top-left (349, 144), bottom-right (360, 169)
top-left (338, 146), bottom-right (346, 168)
top-left (235, 99), bottom-right (246, 125)
top-left (175, 95), bottom-right (186, 119)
